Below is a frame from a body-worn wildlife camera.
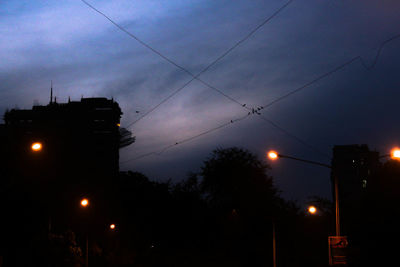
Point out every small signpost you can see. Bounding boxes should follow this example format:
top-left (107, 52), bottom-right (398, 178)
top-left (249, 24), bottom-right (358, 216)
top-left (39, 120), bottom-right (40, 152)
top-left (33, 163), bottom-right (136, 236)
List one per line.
top-left (328, 236), bottom-right (348, 265)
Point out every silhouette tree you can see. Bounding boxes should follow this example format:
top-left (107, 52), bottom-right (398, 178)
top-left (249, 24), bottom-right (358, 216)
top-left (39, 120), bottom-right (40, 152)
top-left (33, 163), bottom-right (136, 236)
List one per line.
top-left (199, 147), bottom-right (299, 267)
top-left (200, 147), bottom-right (277, 211)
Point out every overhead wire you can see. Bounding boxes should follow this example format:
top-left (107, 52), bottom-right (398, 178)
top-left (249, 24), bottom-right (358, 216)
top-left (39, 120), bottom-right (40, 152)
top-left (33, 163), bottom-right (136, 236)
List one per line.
top-left (82, 0), bottom-right (400, 163)
top-left (81, 0), bottom-right (323, 158)
top-left (120, 112), bottom-right (252, 164)
top-left (120, 33), bottom-right (400, 163)
top-left (257, 115), bottom-right (331, 158)
top-left (359, 33), bottom-right (400, 70)
top-left (261, 57), bottom-right (360, 110)
top-left (81, 0), bottom-right (294, 128)
top-left (261, 32), bottom-right (400, 110)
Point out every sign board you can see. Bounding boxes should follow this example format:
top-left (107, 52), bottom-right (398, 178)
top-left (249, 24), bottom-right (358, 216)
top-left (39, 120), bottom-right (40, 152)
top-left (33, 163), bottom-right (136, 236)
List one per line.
top-left (328, 236), bottom-right (348, 265)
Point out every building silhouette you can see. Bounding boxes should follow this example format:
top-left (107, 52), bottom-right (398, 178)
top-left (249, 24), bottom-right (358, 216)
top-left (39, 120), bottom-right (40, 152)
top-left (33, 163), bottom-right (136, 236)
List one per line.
top-left (0, 96), bottom-right (137, 213)
top-left (2, 97), bottom-right (135, 182)
top-left (0, 97), bottom-right (135, 266)
top-left (331, 144), bottom-right (380, 247)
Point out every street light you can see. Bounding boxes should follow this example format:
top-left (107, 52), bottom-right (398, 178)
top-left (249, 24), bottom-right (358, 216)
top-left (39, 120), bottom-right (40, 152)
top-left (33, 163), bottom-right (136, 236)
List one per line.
top-left (308, 205), bottom-right (317, 215)
top-left (268, 147), bottom-right (398, 265)
top-left (391, 148), bottom-right (400, 160)
top-left (31, 142), bottom-right (42, 152)
top-left (267, 150), bottom-right (332, 168)
top-left (81, 198), bottom-right (89, 207)
top-left (110, 224), bottom-right (116, 230)
top-left (80, 198), bottom-right (90, 267)
top-left (378, 147), bottom-right (400, 160)
top-left (268, 151), bottom-right (278, 160)
top-left (267, 147), bottom-right (399, 234)
top-left (267, 149), bottom-right (344, 265)
top-left (266, 150), bottom-right (339, 230)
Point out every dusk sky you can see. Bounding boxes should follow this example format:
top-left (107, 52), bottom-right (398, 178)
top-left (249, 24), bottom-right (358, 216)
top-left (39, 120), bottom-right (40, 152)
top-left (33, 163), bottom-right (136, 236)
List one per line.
top-left (1, 0), bottom-right (399, 203)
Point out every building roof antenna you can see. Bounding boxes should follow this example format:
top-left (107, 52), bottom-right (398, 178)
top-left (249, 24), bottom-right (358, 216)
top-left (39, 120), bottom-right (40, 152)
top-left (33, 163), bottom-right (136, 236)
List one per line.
top-left (50, 80), bottom-right (53, 104)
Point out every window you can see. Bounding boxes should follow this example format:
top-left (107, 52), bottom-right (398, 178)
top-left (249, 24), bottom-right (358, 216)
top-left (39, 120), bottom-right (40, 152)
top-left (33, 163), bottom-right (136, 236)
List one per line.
top-left (362, 179), bottom-right (367, 188)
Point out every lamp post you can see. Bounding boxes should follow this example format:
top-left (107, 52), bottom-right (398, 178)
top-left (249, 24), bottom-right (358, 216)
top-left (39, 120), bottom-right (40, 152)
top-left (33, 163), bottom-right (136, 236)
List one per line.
top-left (80, 198), bottom-right (90, 267)
top-left (271, 206), bottom-right (318, 267)
top-left (268, 147), bottom-right (399, 265)
top-left (392, 149), bottom-right (400, 159)
top-left (272, 221), bottom-right (276, 267)
top-left (379, 148), bottom-right (400, 160)
top-left (267, 150), bottom-right (340, 235)
top-left (268, 150), bottom-right (344, 266)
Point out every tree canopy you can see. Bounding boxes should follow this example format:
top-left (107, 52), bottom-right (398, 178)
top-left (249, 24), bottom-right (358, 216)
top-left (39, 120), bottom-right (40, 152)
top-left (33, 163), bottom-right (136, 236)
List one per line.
top-left (200, 147), bottom-right (279, 214)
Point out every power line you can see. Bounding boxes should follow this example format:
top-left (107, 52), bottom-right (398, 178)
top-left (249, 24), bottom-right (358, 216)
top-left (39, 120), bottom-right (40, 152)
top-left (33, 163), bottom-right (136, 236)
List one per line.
top-left (84, 0), bottom-right (399, 163)
top-left (121, 111), bottom-right (331, 163)
top-left (83, 0), bottom-right (326, 161)
top-left (81, 0), bottom-right (294, 128)
top-left (262, 56), bottom-right (360, 109)
top-left (120, 112), bottom-right (252, 164)
top-left (125, 0), bottom-right (294, 126)
top-left (261, 33), bottom-right (400, 109)
top-left (257, 115), bottom-right (330, 158)
top-left (120, 33), bottom-right (400, 164)
top-left (359, 33), bottom-right (400, 70)
top-left (81, 0), bottom-right (192, 76)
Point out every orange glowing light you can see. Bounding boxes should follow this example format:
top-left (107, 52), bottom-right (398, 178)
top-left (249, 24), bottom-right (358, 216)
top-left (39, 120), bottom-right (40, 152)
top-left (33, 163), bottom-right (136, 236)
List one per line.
top-left (308, 205), bottom-right (317, 214)
top-left (31, 142), bottom-right (42, 152)
top-left (80, 198), bottom-right (89, 207)
top-left (117, 123), bottom-right (120, 127)
top-left (110, 224), bottom-right (116, 230)
top-left (391, 148), bottom-right (400, 160)
top-left (268, 151), bottom-right (279, 160)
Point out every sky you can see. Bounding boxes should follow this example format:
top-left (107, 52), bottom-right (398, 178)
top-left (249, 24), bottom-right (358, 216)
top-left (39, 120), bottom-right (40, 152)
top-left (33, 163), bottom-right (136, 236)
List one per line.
top-left (1, 0), bottom-right (399, 203)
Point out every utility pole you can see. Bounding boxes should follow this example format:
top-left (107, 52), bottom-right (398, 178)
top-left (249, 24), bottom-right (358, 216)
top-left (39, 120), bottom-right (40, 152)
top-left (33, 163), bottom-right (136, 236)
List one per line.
top-left (86, 234), bottom-right (89, 267)
top-left (272, 221), bottom-right (276, 267)
top-left (334, 175), bottom-right (340, 236)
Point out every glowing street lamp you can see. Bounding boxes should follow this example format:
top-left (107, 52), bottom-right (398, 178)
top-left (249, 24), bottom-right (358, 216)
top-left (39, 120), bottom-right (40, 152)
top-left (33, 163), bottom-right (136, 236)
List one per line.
top-left (80, 198), bottom-right (90, 267)
top-left (391, 148), bottom-right (400, 160)
top-left (268, 147), bottom-right (400, 235)
top-left (266, 149), bottom-right (338, 232)
top-left (267, 150), bottom-right (332, 168)
top-left (80, 198), bottom-right (89, 207)
top-left (268, 151), bottom-right (279, 160)
top-left (308, 205), bottom-right (317, 215)
top-left (379, 147), bottom-right (400, 161)
top-left (110, 224), bottom-right (116, 230)
top-left (31, 142), bottom-right (42, 152)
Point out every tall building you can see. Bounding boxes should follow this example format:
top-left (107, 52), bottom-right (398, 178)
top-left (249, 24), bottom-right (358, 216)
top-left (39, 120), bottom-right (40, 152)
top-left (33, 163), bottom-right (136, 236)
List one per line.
top-left (331, 144), bottom-right (380, 241)
top-left (0, 97), bottom-right (134, 265)
top-left (0, 97), bottom-right (134, 189)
